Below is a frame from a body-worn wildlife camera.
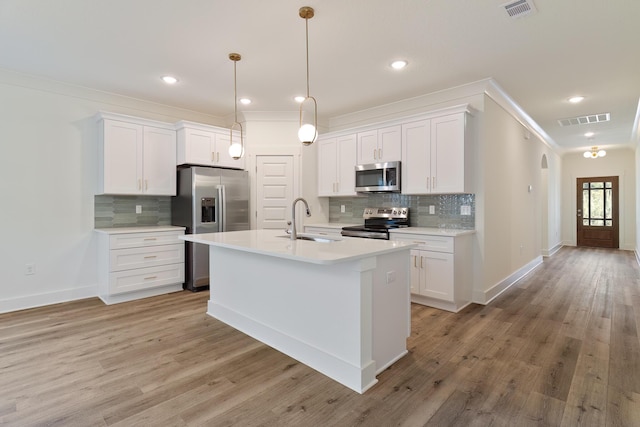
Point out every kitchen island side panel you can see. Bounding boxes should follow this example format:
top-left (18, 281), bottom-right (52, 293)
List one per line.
top-left (205, 245), bottom-right (410, 393)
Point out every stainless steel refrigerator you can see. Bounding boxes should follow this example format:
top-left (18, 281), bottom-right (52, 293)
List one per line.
top-left (172, 166), bottom-right (250, 291)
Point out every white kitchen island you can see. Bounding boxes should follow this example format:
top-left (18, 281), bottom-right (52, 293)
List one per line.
top-left (181, 229), bottom-right (416, 393)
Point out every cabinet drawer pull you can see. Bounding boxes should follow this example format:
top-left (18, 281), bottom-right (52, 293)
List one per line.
top-left (144, 255), bottom-right (157, 259)
top-left (143, 237), bottom-right (157, 241)
top-left (144, 276), bottom-right (158, 280)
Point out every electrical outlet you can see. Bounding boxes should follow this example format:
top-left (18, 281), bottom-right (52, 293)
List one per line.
top-left (136, 205), bottom-right (142, 214)
top-left (460, 205), bottom-right (471, 215)
top-left (341, 204), bottom-right (346, 213)
top-left (25, 263), bottom-right (36, 275)
top-left (429, 205), bottom-right (435, 215)
top-left (386, 271), bottom-right (396, 284)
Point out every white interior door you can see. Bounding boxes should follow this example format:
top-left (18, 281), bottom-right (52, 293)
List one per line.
top-left (256, 155), bottom-right (294, 229)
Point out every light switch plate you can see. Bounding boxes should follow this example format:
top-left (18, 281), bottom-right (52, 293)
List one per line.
top-left (461, 205), bottom-right (471, 215)
top-left (136, 205), bottom-right (142, 214)
top-left (429, 205), bottom-right (435, 215)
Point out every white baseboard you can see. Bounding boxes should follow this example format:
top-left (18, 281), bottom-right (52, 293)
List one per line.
top-left (542, 243), bottom-right (563, 257)
top-left (473, 256), bottom-right (543, 305)
top-left (0, 285), bottom-right (98, 314)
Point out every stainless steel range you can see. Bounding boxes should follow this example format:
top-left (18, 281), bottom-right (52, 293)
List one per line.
top-left (341, 207), bottom-right (409, 240)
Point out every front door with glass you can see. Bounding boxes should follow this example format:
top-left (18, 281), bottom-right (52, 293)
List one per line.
top-left (576, 176), bottom-right (619, 248)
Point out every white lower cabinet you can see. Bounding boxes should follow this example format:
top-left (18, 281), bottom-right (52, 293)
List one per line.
top-left (392, 231), bottom-right (473, 312)
top-left (96, 227), bottom-right (185, 304)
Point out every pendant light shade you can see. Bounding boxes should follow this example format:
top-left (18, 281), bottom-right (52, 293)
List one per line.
top-left (228, 53), bottom-right (244, 160)
top-left (298, 6), bottom-right (317, 146)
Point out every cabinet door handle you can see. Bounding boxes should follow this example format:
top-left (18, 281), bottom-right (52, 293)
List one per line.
top-left (144, 276), bottom-right (158, 280)
top-left (336, 182), bottom-right (339, 193)
top-left (413, 255), bottom-right (418, 268)
top-left (378, 148), bottom-right (382, 159)
top-left (421, 256), bottom-right (424, 269)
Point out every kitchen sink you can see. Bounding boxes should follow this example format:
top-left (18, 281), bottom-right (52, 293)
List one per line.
top-left (277, 234), bottom-right (340, 243)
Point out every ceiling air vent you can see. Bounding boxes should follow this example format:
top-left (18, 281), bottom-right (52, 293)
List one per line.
top-left (502, 0), bottom-right (537, 19)
top-left (558, 113), bottom-right (611, 127)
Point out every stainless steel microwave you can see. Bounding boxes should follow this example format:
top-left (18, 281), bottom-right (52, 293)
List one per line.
top-left (355, 161), bottom-right (401, 192)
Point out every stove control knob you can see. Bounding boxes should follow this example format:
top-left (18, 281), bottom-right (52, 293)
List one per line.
top-left (402, 209), bottom-right (407, 215)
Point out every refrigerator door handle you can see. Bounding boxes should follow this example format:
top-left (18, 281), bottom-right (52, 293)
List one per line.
top-left (217, 184), bottom-right (226, 232)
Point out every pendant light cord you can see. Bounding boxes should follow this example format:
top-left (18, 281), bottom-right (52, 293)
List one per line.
top-left (305, 17), bottom-right (310, 98)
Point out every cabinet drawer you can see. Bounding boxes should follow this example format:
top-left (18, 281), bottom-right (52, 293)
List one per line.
top-left (392, 234), bottom-right (454, 253)
top-left (109, 231), bottom-right (184, 249)
top-left (109, 244), bottom-right (184, 272)
top-left (109, 264), bottom-right (184, 295)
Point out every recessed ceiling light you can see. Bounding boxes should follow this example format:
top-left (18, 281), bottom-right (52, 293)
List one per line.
top-left (584, 131), bottom-right (595, 138)
top-left (161, 75), bottom-right (178, 84)
top-left (294, 96), bottom-right (305, 103)
top-left (568, 95), bottom-right (584, 103)
top-left (390, 60), bottom-right (408, 70)
top-left (240, 98), bottom-right (252, 105)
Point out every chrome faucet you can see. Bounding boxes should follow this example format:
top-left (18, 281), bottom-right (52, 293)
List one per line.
top-left (289, 197), bottom-right (311, 240)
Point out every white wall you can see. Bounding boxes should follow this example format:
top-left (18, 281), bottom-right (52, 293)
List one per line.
top-left (0, 69), bottom-right (224, 313)
top-left (561, 148), bottom-right (636, 250)
top-left (241, 111), bottom-right (325, 227)
top-left (636, 144), bottom-right (640, 262)
top-left (475, 97), bottom-right (559, 302)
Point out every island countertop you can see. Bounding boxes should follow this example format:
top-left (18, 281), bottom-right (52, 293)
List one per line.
top-left (181, 229), bottom-right (417, 265)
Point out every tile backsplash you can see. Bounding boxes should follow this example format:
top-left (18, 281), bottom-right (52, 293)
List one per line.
top-left (94, 195), bottom-right (171, 228)
top-left (329, 193), bottom-right (475, 229)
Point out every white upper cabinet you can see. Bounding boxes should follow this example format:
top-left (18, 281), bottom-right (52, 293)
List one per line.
top-left (318, 134), bottom-right (357, 197)
top-left (176, 121), bottom-right (244, 170)
top-left (402, 111), bottom-right (471, 194)
top-left (356, 125), bottom-right (401, 164)
top-left (98, 113), bottom-right (176, 196)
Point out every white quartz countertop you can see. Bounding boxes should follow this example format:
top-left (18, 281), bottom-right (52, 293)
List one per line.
top-left (304, 222), bottom-right (360, 229)
top-left (94, 225), bottom-right (185, 234)
top-left (181, 229), bottom-right (417, 265)
top-left (390, 227), bottom-right (476, 237)
top-left (304, 223), bottom-right (475, 237)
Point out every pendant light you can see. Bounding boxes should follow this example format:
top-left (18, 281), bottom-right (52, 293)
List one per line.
top-left (298, 6), bottom-right (318, 145)
top-left (228, 53), bottom-right (244, 160)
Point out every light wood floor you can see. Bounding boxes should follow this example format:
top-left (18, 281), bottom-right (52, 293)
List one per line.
top-left (1, 247), bottom-right (639, 426)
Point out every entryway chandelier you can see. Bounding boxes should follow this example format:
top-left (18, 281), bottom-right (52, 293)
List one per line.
top-left (583, 146), bottom-right (606, 159)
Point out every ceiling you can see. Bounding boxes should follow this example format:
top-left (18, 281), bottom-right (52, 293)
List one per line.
top-left (1, 0), bottom-right (638, 154)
